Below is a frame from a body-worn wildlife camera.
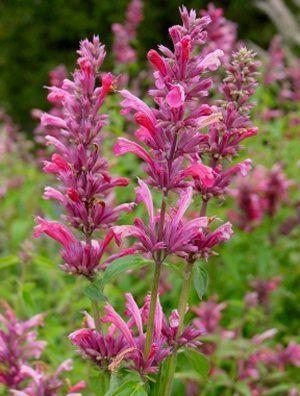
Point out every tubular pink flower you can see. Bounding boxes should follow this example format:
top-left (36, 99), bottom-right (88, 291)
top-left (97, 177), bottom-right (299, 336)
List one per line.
top-left (147, 49), bottom-right (167, 75)
top-left (183, 162), bottom-right (216, 188)
top-left (166, 84), bottom-right (185, 108)
top-left (102, 304), bottom-right (136, 347)
top-left (34, 217), bottom-right (76, 247)
top-left (198, 49), bottom-right (224, 71)
top-left (114, 137), bottom-right (155, 169)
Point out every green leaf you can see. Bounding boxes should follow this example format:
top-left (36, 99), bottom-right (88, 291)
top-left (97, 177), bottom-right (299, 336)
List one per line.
top-left (102, 256), bottom-right (151, 286)
top-left (163, 262), bottom-right (184, 278)
top-left (183, 349), bottom-right (210, 380)
top-left (104, 373), bottom-right (147, 396)
top-left (0, 255), bottom-right (19, 269)
top-left (84, 281), bottom-right (107, 302)
top-left (193, 263), bottom-right (208, 300)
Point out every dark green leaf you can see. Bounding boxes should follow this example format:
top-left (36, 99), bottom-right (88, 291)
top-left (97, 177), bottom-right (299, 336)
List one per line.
top-left (183, 349), bottom-right (210, 380)
top-left (193, 263), bottom-right (208, 300)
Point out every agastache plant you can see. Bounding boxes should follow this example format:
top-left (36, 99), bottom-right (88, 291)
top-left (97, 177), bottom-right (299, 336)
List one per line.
top-left (33, 6), bottom-right (260, 394)
top-left (112, 6), bottom-right (259, 394)
top-left (33, 36), bottom-right (135, 334)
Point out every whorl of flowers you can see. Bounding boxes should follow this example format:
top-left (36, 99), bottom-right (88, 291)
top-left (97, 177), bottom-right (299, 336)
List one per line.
top-left (0, 302), bottom-right (45, 389)
top-left (200, 3), bottom-right (237, 64)
top-left (69, 293), bottom-right (203, 375)
top-left (281, 60), bottom-right (300, 103)
top-left (10, 361), bottom-right (85, 396)
top-left (112, 0), bottom-right (143, 65)
top-left (229, 164), bottom-right (292, 231)
top-left (34, 36), bottom-right (134, 278)
top-left (0, 302), bottom-right (84, 395)
top-left (264, 35), bottom-right (300, 104)
top-left (244, 276), bottom-right (281, 309)
top-left (264, 36), bottom-right (286, 86)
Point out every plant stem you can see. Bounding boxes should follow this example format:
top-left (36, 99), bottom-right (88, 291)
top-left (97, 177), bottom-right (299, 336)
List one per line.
top-left (176, 260), bottom-right (194, 334)
top-left (85, 233), bottom-right (103, 335)
top-left (144, 193), bottom-right (167, 358)
top-left (200, 199), bottom-right (208, 217)
top-left (144, 260), bottom-right (163, 357)
top-left (160, 260), bottom-right (194, 396)
top-left (91, 298), bottom-right (103, 335)
top-left (161, 199), bottom-right (209, 395)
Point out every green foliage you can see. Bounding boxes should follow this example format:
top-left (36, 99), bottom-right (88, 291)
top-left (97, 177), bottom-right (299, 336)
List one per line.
top-left (181, 349), bottom-right (210, 381)
top-left (193, 262), bottom-right (209, 300)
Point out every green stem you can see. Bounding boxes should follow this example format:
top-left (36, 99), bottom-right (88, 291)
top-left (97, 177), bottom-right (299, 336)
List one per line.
top-left (161, 199), bottom-right (209, 395)
top-left (85, 233), bottom-right (103, 334)
top-left (176, 260), bottom-right (194, 334)
top-left (91, 298), bottom-right (103, 334)
top-left (144, 194), bottom-right (167, 358)
top-left (144, 261), bottom-right (163, 357)
top-left (160, 260), bottom-right (194, 396)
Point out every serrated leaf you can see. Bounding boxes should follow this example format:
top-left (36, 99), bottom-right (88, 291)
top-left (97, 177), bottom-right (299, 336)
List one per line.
top-left (183, 349), bottom-right (210, 380)
top-left (84, 281), bottom-right (107, 302)
top-left (0, 255), bottom-right (19, 269)
top-left (193, 263), bottom-right (208, 300)
top-left (102, 256), bottom-right (151, 286)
